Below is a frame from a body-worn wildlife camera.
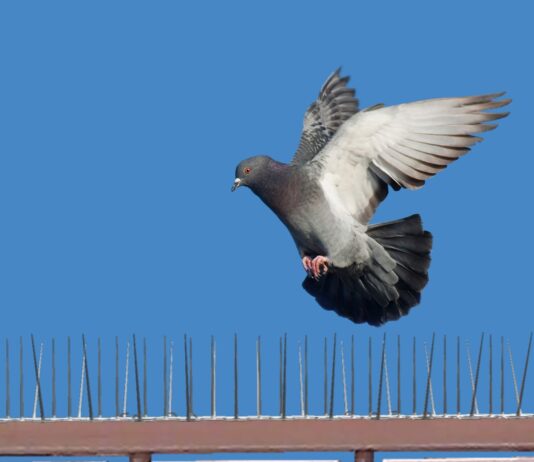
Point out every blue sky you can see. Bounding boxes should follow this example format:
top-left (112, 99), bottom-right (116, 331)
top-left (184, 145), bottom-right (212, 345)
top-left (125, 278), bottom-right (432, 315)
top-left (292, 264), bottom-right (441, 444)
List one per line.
top-left (0, 0), bottom-right (533, 460)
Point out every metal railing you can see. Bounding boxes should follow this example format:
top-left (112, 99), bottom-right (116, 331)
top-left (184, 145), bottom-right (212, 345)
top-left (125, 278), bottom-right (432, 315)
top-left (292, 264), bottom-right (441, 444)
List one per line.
top-left (3, 333), bottom-right (533, 421)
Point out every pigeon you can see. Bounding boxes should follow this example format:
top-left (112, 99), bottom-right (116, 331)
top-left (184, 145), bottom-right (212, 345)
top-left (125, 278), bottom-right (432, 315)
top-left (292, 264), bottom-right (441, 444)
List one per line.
top-left (232, 68), bottom-right (510, 326)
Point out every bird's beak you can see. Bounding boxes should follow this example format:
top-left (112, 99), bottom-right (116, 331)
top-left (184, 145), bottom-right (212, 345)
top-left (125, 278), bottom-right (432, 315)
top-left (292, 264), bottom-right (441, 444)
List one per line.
top-left (231, 178), bottom-right (242, 192)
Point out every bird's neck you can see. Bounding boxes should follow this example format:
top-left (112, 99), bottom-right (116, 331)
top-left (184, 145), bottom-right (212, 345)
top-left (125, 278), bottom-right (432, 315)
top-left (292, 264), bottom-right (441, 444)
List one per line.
top-left (251, 161), bottom-right (296, 218)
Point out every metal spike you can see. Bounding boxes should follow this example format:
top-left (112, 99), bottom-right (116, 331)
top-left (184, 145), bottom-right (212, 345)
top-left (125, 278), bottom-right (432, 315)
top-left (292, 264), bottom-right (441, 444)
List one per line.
top-left (78, 346), bottom-right (85, 418)
top-left (443, 335), bottom-right (447, 415)
top-left (424, 342), bottom-right (436, 416)
top-left (412, 337), bottom-right (416, 415)
top-left (368, 336), bottom-right (372, 417)
top-left (168, 340), bottom-right (174, 417)
top-left (234, 333), bottom-right (238, 419)
top-left (5, 339), bottom-right (10, 418)
top-left (51, 338), bottom-right (55, 418)
top-left (115, 336), bottom-right (119, 418)
top-left (516, 332), bottom-right (533, 416)
top-left (329, 333), bottom-right (336, 418)
top-left (423, 333), bottom-right (435, 418)
top-left (122, 340), bottom-right (130, 417)
top-left (19, 337), bottom-right (24, 418)
top-left (30, 335), bottom-right (44, 420)
top-left (457, 336), bottom-right (461, 415)
top-left (255, 336), bottom-right (260, 417)
top-left (143, 338), bottom-right (147, 417)
top-left (133, 335), bottom-right (142, 421)
top-left (82, 334), bottom-right (93, 420)
top-left (351, 335), bottom-right (355, 416)
top-left (97, 337), bottom-right (102, 418)
top-left (298, 342), bottom-right (304, 416)
top-left (508, 340), bottom-right (520, 407)
top-left (489, 334), bottom-right (493, 415)
top-left (466, 341), bottom-right (479, 414)
top-left (212, 335), bottom-right (217, 418)
top-left (190, 339), bottom-right (197, 412)
top-left (340, 341), bottom-right (348, 415)
top-left (279, 337), bottom-right (283, 416)
top-left (184, 335), bottom-right (190, 420)
top-left (67, 337), bottom-right (72, 418)
top-left (376, 333), bottom-right (386, 419)
top-left (384, 348), bottom-right (392, 416)
top-left (501, 336), bottom-right (504, 414)
top-left (163, 336), bottom-right (167, 417)
top-left (305, 335), bottom-right (309, 417)
top-left (282, 333), bottom-right (287, 418)
top-left (469, 333), bottom-right (484, 416)
top-left (324, 337), bottom-right (328, 416)
top-left (397, 335), bottom-right (401, 416)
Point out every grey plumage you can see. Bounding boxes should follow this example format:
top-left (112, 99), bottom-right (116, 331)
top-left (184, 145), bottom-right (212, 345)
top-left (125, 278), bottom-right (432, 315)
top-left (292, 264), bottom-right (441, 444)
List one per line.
top-left (233, 68), bottom-right (510, 326)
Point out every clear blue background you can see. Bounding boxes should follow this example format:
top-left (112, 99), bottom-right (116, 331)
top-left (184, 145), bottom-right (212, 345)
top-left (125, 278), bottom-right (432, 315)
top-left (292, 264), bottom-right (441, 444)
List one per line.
top-left (0, 1), bottom-right (533, 461)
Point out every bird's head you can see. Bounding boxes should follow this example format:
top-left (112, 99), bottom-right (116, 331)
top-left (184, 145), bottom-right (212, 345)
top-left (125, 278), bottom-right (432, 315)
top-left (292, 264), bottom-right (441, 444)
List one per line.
top-left (231, 155), bottom-right (272, 192)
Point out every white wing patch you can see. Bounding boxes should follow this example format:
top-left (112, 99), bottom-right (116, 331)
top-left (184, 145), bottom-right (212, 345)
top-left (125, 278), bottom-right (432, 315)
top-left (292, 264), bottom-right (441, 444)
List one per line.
top-left (313, 93), bottom-right (510, 225)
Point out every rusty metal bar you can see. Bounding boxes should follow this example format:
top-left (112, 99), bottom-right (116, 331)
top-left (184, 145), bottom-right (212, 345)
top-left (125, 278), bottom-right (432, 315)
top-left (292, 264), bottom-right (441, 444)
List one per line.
top-left (3, 418), bottom-right (534, 454)
top-left (324, 337), bottom-right (328, 416)
top-left (67, 336), bottom-right (72, 418)
top-left (516, 332), bottom-right (533, 416)
top-left (356, 450), bottom-right (374, 462)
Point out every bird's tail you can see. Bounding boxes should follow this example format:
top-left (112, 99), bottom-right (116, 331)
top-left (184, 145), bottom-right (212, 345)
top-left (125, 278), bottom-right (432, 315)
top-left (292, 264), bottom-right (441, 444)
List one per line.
top-left (302, 214), bottom-right (432, 326)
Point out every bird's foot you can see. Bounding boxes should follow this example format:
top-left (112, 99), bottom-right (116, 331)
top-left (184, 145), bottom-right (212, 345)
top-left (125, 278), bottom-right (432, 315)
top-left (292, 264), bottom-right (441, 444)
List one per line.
top-left (302, 256), bottom-right (313, 273)
top-left (302, 255), bottom-right (329, 279)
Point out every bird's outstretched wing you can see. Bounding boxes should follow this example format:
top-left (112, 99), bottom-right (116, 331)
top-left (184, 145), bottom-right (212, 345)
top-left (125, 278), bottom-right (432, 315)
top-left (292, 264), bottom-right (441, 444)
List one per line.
top-left (309, 93), bottom-right (511, 224)
top-left (291, 68), bottom-right (359, 165)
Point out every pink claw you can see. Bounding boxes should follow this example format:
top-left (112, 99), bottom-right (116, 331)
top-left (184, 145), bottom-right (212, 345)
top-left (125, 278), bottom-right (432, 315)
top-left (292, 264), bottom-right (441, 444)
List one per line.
top-left (302, 255), bottom-right (329, 279)
top-left (312, 256), bottom-right (329, 279)
top-left (302, 256), bottom-right (313, 273)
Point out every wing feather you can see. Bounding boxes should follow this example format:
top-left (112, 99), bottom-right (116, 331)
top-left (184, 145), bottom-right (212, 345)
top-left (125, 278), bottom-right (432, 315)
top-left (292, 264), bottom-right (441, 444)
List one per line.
top-left (291, 68), bottom-right (359, 165)
top-left (310, 93), bottom-right (510, 224)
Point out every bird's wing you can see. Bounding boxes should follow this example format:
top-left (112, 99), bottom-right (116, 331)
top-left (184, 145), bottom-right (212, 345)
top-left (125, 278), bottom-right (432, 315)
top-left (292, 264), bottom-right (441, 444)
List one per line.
top-left (291, 68), bottom-right (359, 166)
top-left (310, 93), bottom-right (510, 224)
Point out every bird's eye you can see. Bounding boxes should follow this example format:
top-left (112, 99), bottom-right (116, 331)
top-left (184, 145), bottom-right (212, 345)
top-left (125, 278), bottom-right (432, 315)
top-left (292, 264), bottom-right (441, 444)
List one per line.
top-left (244, 167), bottom-right (252, 175)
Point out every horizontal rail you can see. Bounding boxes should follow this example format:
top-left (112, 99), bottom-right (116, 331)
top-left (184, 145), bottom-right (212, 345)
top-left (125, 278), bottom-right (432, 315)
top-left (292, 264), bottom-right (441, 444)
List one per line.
top-left (2, 417), bottom-right (534, 455)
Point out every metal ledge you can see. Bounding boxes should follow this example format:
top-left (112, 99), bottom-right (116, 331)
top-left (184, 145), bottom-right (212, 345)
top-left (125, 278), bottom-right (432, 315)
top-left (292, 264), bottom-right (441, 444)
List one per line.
top-left (1, 417), bottom-right (534, 456)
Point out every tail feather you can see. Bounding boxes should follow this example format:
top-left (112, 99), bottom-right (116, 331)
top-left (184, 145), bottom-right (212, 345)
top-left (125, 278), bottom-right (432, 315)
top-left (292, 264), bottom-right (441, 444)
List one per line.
top-left (302, 214), bottom-right (432, 326)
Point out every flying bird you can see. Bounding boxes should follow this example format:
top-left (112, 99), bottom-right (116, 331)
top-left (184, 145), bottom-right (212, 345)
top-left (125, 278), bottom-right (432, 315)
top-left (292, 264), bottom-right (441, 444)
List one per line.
top-left (232, 69), bottom-right (510, 326)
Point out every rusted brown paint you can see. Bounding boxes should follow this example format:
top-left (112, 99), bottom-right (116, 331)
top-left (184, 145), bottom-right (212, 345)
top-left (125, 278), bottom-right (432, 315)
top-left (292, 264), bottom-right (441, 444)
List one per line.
top-left (1, 418), bottom-right (534, 456)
